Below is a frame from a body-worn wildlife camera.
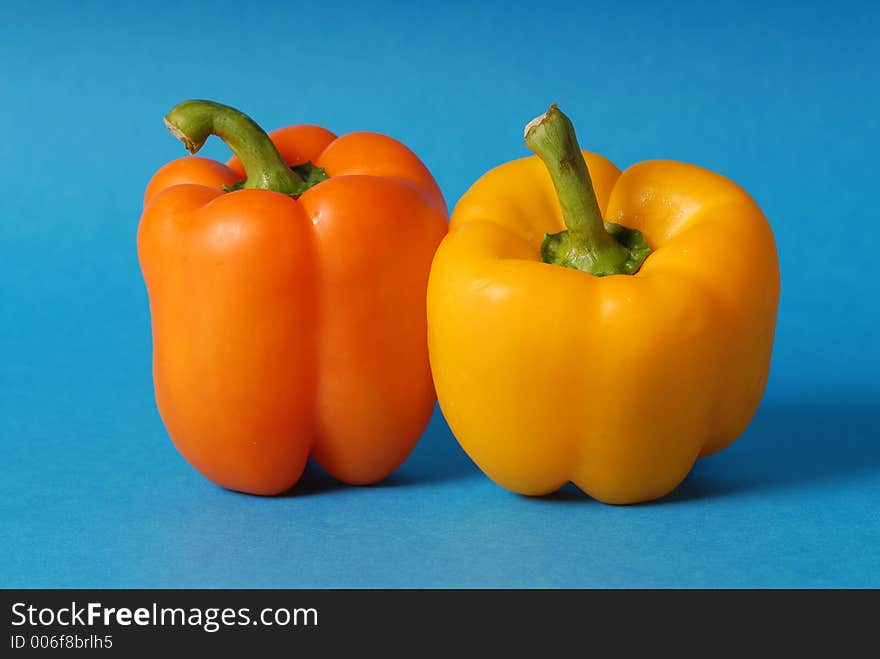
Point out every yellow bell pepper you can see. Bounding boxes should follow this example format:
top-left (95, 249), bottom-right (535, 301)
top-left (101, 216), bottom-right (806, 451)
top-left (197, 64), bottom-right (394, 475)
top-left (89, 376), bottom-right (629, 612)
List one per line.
top-left (427, 105), bottom-right (780, 504)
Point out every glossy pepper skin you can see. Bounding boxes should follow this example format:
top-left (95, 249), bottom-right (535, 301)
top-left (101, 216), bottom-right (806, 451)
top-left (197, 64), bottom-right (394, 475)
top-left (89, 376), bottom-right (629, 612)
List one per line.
top-left (427, 109), bottom-right (779, 505)
top-left (139, 101), bottom-right (447, 495)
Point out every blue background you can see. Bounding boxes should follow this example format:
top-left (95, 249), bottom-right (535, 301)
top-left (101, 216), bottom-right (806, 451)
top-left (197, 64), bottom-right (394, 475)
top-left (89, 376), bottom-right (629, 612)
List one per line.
top-left (2, 0), bottom-right (878, 587)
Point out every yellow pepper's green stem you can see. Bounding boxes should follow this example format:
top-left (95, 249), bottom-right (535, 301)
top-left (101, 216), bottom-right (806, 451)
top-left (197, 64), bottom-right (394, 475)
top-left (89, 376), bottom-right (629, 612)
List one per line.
top-left (525, 104), bottom-right (651, 276)
top-left (164, 100), bottom-right (306, 195)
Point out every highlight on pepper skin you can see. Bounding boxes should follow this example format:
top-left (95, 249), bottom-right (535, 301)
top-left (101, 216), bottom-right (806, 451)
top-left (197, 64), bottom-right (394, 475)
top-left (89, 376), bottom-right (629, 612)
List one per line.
top-left (138, 100), bottom-right (448, 495)
top-left (426, 104), bottom-right (780, 505)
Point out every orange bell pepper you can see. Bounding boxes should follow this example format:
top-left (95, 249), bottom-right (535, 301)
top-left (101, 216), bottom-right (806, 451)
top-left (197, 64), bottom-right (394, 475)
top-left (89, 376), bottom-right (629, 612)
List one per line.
top-left (138, 100), bottom-right (447, 495)
top-left (427, 105), bottom-right (779, 504)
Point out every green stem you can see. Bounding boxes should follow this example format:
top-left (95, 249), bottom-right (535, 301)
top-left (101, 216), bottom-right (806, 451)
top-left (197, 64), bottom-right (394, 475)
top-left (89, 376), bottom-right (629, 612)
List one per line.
top-left (525, 104), bottom-right (650, 276)
top-left (164, 100), bottom-right (305, 195)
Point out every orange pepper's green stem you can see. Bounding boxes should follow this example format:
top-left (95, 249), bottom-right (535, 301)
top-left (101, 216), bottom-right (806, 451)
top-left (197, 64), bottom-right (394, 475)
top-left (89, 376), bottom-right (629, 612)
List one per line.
top-left (164, 100), bottom-right (306, 195)
top-left (525, 104), bottom-right (651, 276)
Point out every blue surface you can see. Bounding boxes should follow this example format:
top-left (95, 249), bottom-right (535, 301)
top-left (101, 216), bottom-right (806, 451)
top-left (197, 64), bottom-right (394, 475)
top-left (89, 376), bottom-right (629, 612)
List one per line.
top-left (1, 0), bottom-right (878, 587)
